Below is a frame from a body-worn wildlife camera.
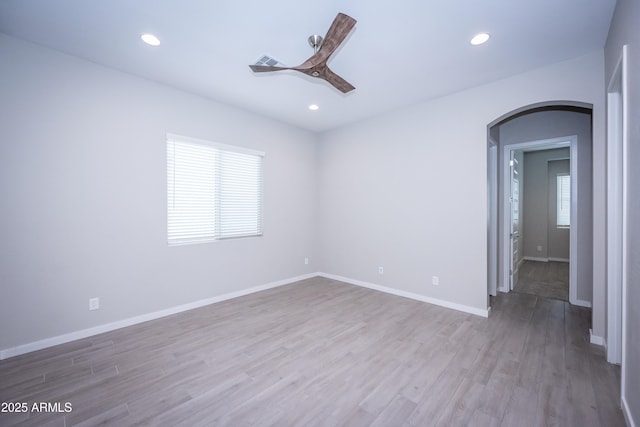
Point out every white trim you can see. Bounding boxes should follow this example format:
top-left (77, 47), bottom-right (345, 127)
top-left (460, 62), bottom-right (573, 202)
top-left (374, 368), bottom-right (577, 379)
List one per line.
top-left (318, 272), bottom-right (489, 318)
top-left (606, 45), bottom-right (627, 371)
top-left (574, 299), bottom-right (592, 308)
top-left (522, 257), bottom-right (569, 263)
top-left (499, 145), bottom-right (511, 293)
top-left (523, 256), bottom-right (550, 263)
top-left (589, 329), bottom-right (605, 346)
top-left (620, 43), bottom-right (630, 418)
top-left (568, 138), bottom-right (578, 306)
top-left (0, 273), bottom-right (316, 360)
top-left (508, 150), bottom-right (519, 292)
top-left (622, 395), bottom-right (637, 427)
top-left (487, 144), bottom-right (498, 297)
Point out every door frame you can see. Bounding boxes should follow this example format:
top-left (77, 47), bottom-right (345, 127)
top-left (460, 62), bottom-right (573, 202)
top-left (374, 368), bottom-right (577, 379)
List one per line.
top-left (508, 151), bottom-right (520, 291)
top-left (500, 136), bottom-right (578, 305)
top-left (606, 45), bottom-right (627, 372)
top-left (487, 143), bottom-right (498, 297)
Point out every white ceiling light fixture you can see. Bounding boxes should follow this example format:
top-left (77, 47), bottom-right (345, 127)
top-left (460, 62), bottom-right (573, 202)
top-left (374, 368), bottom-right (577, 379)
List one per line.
top-left (308, 104), bottom-right (319, 111)
top-left (141, 33), bottom-right (160, 46)
top-left (470, 32), bottom-right (490, 46)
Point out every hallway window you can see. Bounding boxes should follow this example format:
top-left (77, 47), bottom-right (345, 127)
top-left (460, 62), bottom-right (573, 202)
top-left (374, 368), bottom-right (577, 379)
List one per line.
top-left (557, 173), bottom-right (570, 227)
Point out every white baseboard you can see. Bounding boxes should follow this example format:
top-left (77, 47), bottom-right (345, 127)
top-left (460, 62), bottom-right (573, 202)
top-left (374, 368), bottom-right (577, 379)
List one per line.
top-left (523, 256), bottom-right (549, 262)
top-left (522, 256), bottom-right (569, 263)
top-left (573, 298), bottom-right (592, 308)
top-left (318, 272), bottom-right (489, 318)
top-left (589, 329), bottom-right (605, 346)
top-left (622, 395), bottom-right (637, 427)
top-left (0, 273), bottom-right (317, 360)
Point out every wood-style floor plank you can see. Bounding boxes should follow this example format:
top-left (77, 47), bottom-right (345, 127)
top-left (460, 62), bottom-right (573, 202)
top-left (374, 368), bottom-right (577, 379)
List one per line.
top-left (514, 260), bottom-right (569, 301)
top-left (0, 277), bottom-right (625, 426)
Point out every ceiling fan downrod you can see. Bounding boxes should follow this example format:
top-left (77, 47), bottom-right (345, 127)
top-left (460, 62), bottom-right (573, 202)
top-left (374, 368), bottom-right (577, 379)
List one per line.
top-left (307, 35), bottom-right (323, 53)
top-left (307, 35), bottom-right (323, 77)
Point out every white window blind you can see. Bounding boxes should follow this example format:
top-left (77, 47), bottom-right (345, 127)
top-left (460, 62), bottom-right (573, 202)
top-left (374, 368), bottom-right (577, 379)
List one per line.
top-left (167, 134), bottom-right (264, 245)
top-left (557, 173), bottom-right (570, 227)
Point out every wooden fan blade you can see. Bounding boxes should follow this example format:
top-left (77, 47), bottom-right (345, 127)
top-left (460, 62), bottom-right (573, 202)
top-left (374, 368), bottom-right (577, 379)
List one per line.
top-left (295, 64), bottom-right (355, 93)
top-left (306, 13), bottom-right (356, 66)
top-left (249, 64), bottom-right (290, 72)
top-left (320, 66), bottom-right (355, 93)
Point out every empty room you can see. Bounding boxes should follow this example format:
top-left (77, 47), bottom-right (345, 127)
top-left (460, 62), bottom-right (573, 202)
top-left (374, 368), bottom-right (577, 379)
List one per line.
top-left (0, 1), bottom-right (638, 426)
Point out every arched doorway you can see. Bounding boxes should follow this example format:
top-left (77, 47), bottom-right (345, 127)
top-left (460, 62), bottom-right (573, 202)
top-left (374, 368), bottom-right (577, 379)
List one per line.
top-left (487, 102), bottom-right (593, 308)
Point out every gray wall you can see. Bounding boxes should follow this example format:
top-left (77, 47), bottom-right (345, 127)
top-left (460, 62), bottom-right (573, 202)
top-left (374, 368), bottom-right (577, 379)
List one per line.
top-left (547, 159), bottom-right (571, 260)
top-left (497, 110), bottom-right (592, 303)
top-left (0, 34), bottom-right (609, 354)
top-left (0, 35), bottom-right (319, 351)
top-left (318, 51), bottom-right (605, 314)
top-left (605, 0), bottom-right (640, 421)
top-left (521, 149), bottom-right (570, 261)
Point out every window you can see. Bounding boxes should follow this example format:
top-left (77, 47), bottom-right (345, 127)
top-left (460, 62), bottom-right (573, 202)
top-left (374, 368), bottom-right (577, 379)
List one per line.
top-left (557, 173), bottom-right (570, 227)
top-left (167, 134), bottom-right (264, 245)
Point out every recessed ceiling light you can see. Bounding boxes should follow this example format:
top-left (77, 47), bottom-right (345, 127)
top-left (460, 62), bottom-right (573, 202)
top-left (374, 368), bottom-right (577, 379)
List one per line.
top-left (141, 33), bottom-right (160, 46)
top-left (470, 33), bottom-right (490, 46)
top-left (309, 104), bottom-right (319, 111)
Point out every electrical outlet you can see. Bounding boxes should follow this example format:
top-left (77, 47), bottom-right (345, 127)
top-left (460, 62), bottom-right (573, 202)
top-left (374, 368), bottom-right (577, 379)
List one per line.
top-left (432, 276), bottom-right (439, 286)
top-left (304, 257), bottom-right (309, 265)
top-left (378, 266), bottom-right (384, 275)
top-left (537, 245), bottom-right (542, 252)
top-left (89, 297), bottom-right (100, 311)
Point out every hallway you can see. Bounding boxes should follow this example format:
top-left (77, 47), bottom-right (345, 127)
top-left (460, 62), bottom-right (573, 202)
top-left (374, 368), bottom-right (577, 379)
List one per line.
top-left (514, 260), bottom-right (569, 301)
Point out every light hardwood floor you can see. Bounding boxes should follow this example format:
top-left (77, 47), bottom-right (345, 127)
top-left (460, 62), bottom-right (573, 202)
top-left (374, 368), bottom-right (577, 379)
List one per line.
top-left (0, 277), bottom-right (625, 426)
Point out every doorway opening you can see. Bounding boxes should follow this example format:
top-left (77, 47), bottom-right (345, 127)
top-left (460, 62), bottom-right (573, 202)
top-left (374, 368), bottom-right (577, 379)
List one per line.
top-left (486, 103), bottom-right (593, 309)
top-left (505, 142), bottom-right (573, 302)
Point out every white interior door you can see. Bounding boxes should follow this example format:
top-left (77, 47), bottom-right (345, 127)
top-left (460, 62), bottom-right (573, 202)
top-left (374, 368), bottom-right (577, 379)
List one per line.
top-left (510, 152), bottom-right (520, 290)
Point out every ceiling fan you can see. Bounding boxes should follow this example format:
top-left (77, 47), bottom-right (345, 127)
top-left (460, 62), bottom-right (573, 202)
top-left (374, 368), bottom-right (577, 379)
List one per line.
top-left (249, 13), bottom-right (357, 93)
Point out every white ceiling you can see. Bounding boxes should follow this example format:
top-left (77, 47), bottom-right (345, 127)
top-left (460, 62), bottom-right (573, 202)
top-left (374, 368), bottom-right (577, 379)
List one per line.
top-left (0, 0), bottom-right (616, 133)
